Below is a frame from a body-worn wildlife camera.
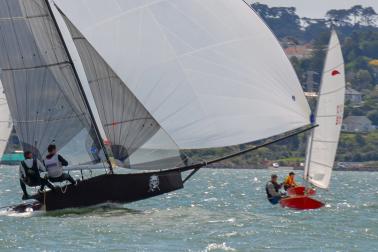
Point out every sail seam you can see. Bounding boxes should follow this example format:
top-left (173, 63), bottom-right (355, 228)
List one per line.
top-left (0, 14), bottom-right (49, 21)
top-left (319, 86), bottom-right (345, 96)
top-left (2, 61), bottom-right (71, 71)
top-left (316, 114), bottom-right (338, 118)
top-left (13, 113), bottom-right (86, 123)
top-left (313, 139), bottom-right (338, 144)
top-left (310, 160), bottom-right (333, 169)
top-left (103, 117), bottom-right (153, 127)
top-left (323, 63), bottom-right (344, 74)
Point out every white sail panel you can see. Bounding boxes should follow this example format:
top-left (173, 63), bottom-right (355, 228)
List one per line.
top-left (54, 0), bottom-right (311, 149)
top-left (304, 30), bottom-right (345, 189)
top-left (0, 79), bottom-right (12, 157)
top-left (58, 14), bottom-right (185, 169)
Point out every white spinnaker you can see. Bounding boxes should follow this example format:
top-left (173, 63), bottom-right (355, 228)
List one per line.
top-left (0, 78), bottom-right (12, 158)
top-left (55, 0), bottom-right (310, 149)
top-left (304, 30), bottom-right (345, 189)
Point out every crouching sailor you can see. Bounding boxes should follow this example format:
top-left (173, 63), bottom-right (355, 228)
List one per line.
top-left (43, 144), bottom-right (76, 185)
top-left (19, 151), bottom-right (55, 200)
top-left (283, 172), bottom-right (298, 190)
top-left (266, 174), bottom-right (283, 205)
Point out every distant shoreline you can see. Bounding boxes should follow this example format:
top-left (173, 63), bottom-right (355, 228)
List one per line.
top-left (206, 164), bottom-right (378, 172)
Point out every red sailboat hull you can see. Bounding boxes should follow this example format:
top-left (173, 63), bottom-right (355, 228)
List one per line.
top-left (280, 196), bottom-right (325, 210)
top-left (287, 186), bottom-right (316, 196)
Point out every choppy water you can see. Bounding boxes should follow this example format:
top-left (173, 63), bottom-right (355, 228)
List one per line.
top-left (0, 166), bottom-right (377, 251)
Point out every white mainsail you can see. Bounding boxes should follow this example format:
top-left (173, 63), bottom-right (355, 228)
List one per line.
top-left (54, 0), bottom-right (311, 149)
top-left (304, 30), bottom-right (345, 189)
top-left (0, 79), bottom-right (12, 158)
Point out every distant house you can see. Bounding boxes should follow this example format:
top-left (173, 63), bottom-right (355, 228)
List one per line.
top-left (345, 87), bottom-right (362, 104)
top-left (284, 44), bottom-right (313, 59)
top-left (304, 71), bottom-right (319, 92)
top-left (342, 116), bottom-right (374, 133)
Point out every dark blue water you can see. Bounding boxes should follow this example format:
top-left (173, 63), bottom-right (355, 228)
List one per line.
top-left (0, 167), bottom-right (377, 251)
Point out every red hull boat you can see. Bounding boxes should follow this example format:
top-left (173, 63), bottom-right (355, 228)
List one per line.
top-left (280, 196), bottom-right (325, 210)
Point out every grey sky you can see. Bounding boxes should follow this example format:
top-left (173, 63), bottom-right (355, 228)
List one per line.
top-left (251, 1), bottom-right (378, 18)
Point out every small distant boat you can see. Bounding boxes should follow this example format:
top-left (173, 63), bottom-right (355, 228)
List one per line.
top-left (281, 29), bottom-right (346, 210)
top-left (0, 78), bottom-right (13, 162)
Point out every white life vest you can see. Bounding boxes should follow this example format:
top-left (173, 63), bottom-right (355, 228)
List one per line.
top-left (44, 154), bottom-right (63, 178)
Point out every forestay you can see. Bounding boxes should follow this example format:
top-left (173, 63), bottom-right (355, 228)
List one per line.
top-left (0, 0), bottom-right (102, 164)
top-left (304, 30), bottom-right (345, 189)
top-left (0, 78), bottom-right (12, 157)
top-left (54, 0), bottom-right (311, 149)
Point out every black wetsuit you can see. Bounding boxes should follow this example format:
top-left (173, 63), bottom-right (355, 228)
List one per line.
top-left (20, 159), bottom-right (55, 197)
top-left (265, 181), bottom-right (282, 205)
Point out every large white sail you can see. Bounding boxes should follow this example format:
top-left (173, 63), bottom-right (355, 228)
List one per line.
top-left (57, 12), bottom-right (186, 169)
top-left (54, 0), bottom-right (311, 149)
top-left (0, 79), bottom-right (12, 158)
top-left (304, 30), bottom-right (345, 189)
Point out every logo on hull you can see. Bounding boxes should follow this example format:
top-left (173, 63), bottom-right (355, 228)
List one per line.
top-left (148, 175), bottom-right (160, 192)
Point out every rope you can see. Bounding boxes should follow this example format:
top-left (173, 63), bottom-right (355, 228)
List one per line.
top-left (60, 184), bottom-right (68, 194)
top-left (43, 190), bottom-right (46, 210)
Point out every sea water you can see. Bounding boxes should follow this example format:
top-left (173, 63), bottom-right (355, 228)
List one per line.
top-left (0, 166), bottom-right (377, 251)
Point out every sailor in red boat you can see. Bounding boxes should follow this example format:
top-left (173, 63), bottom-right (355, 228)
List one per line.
top-left (266, 174), bottom-right (284, 205)
top-left (283, 172), bottom-right (298, 190)
top-left (19, 151), bottom-right (55, 200)
top-left (43, 144), bottom-right (77, 185)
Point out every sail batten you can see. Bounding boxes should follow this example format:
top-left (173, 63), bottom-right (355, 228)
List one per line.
top-left (304, 30), bottom-right (345, 189)
top-left (54, 0), bottom-right (311, 150)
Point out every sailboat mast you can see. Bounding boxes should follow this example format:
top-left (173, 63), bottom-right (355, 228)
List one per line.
top-left (44, 0), bottom-right (113, 172)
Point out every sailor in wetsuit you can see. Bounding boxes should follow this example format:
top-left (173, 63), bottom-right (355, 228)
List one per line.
top-left (43, 144), bottom-right (76, 185)
top-left (19, 151), bottom-right (55, 200)
top-left (266, 174), bottom-right (283, 205)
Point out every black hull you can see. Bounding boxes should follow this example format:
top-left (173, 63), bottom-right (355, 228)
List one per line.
top-left (33, 170), bottom-right (183, 211)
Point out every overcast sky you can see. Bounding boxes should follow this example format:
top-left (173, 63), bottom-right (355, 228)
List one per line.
top-left (251, 1), bottom-right (378, 18)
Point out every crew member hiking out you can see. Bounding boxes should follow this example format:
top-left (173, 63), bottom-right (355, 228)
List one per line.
top-left (266, 174), bottom-right (283, 205)
top-left (19, 151), bottom-right (55, 200)
top-left (283, 172), bottom-right (298, 190)
top-left (43, 144), bottom-right (77, 185)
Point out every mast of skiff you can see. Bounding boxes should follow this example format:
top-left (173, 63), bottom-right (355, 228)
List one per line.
top-left (44, 0), bottom-right (113, 173)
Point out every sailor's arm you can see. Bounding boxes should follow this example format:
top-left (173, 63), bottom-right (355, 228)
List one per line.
top-left (282, 177), bottom-right (288, 185)
top-left (58, 155), bottom-right (68, 166)
top-left (19, 164), bottom-right (25, 179)
top-left (37, 159), bottom-right (46, 172)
